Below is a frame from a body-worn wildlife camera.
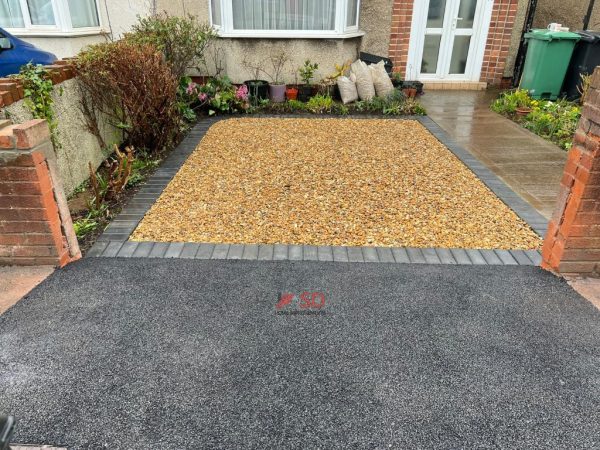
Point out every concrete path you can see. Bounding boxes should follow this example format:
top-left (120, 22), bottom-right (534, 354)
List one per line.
top-left (0, 266), bottom-right (54, 314)
top-left (420, 91), bottom-right (567, 219)
top-left (1, 258), bottom-right (599, 449)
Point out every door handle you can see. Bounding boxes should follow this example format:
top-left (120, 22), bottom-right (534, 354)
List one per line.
top-left (452, 17), bottom-right (464, 30)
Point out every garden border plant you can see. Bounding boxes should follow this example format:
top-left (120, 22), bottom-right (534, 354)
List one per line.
top-left (13, 63), bottom-right (61, 150)
top-left (491, 89), bottom-right (581, 150)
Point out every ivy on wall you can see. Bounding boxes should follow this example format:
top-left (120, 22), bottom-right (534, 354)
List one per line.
top-left (15, 63), bottom-right (62, 150)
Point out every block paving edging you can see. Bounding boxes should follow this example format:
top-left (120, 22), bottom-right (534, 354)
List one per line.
top-left (87, 115), bottom-right (545, 266)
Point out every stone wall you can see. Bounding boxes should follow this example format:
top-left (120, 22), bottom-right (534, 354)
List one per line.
top-left (1, 61), bottom-right (116, 195)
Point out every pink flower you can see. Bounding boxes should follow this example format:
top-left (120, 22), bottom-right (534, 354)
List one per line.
top-left (236, 84), bottom-right (249, 101)
top-left (198, 92), bottom-right (208, 102)
top-left (186, 82), bottom-right (197, 95)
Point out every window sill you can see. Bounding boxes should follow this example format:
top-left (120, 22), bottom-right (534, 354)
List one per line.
top-left (217, 30), bottom-right (365, 39)
top-left (6, 28), bottom-right (108, 38)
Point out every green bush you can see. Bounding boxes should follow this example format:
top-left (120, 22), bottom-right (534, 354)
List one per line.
top-left (491, 89), bottom-right (531, 115)
top-left (491, 89), bottom-right (580, 149)
top-left (306, 94), bottom-right (334, 113)
top-left (125, 13), bottom-right (216, 79)
top-left (355, 90), bottom-right (426, 116)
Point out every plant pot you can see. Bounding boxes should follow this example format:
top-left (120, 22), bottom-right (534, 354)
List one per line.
top-left (244, 79), bottom-right (269, 100)
top-left (516, 106), bottom-right (532, 116)
top-left (269, 84), bottom-right (286, 103)
top-left (286, 87), bottom-right (298, 101)
top-left (391, 78), bottom-right (403, 88)
top-left (402, 87), bottom-right (417, 99)
top-left (402, 80), bottom-right (424, 95)
top-left (298, 85), bottom-right (313, 102)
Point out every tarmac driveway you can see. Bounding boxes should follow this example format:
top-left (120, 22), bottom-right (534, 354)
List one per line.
top-left (1, 259), bottom-right (599, 449)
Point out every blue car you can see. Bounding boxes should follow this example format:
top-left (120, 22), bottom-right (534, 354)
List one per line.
top-left (0, 28), bottom-right (57, 77)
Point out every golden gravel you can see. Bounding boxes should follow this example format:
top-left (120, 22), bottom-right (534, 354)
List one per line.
top-left (131, 118), bottom-right (542, 249)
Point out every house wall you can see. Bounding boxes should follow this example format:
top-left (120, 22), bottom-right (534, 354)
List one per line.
top-left (389, 0), bottom-right (523, 85)
top-left (504, 0), bottom-right (529, 77)
top-left (533, 0), bottom-right (600, 30)
top-left (14, 0), bottom-right (151, 58)
top-left (156, 0), bottom-right (394, 84)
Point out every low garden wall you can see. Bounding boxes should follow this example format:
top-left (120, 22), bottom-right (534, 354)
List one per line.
top-left (0, 61), bottom-right (117, 195)
top-left (0, 119), bottom-right (81, 266)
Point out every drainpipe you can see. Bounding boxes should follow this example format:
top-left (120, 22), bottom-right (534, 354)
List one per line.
top-left (583, 0), bottom-right (596, 30)
top-left (513, 0), bottom-right (538, 86)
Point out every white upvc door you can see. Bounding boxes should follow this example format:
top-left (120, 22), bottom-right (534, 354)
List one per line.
top-left (406, 0), bottom-right (494, 81)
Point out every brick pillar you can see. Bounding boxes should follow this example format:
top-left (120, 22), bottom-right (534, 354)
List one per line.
top-left (0, 119), bottom-right (80, 267)
top-left (388, 0), bottom-right (414, 77)
top-left (542, 68), bottom-right (600, 276)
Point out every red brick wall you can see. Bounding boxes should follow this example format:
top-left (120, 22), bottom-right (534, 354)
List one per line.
top-left (0, 59), bottom-right (74, 107)
top-left (542, 68), bottom-right (600, 276)
top-left (0, 119), bottom-right (80, 266)
top-left (388, 0), bottom-right (518, 85)
top-left (480, 0), bottom-right (519, 85)
top-left (388, 0), bottom-right (414, 77)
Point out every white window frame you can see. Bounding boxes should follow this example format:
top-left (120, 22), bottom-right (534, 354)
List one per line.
top-left (210, 0), bottom-right (364, 39)
top-left (4, 0), bottom-right (105, 37)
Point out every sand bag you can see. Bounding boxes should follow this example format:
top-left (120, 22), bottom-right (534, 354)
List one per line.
top-left (337, 75), bottom-right (359, 104)
top-left (370, 60), bottom-right (395, 98)
top-left (350, 60), bottom-right (375, 101)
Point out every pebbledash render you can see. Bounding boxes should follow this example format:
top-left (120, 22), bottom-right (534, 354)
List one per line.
top-left (156, 0), bottom-right (527, 88)
top-left (4, 0), bottom-right (527, 89)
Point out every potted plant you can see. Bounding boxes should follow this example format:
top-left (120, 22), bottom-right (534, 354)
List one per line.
top-left (319, 60), bottom-right (350, 100)
top-left (298, 60), bottom-right (318, 102)
top-left (264, 51), bottom-right (290, 103)
top-left (242, 57), bottom-right (269, 103)
top-left (286, 72), bottom-right (299, 101)
top-left (391, 72), bottom-right (403, 88)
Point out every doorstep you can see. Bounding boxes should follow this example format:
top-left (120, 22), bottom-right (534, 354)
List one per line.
top-left (423, 81), bottom-right (487, 91)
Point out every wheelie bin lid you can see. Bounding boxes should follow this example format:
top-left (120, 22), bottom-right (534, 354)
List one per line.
top-left (525, 29), bottom-right (581, 41)
top-left (575, 30), bottom-right (600, 43)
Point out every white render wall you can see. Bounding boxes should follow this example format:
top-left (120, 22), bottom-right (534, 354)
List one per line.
top-left (12, 0), bottom-right (152, 58)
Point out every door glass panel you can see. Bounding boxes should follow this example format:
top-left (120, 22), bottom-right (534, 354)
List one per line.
top-left (457, 0), bottom-right (477, 29)
top-left (427, 0), bottom-right (447, 28)
top-left (422, 35), bottom-right (442, 74)
top-left (449, 35), bottom-right (471, 74)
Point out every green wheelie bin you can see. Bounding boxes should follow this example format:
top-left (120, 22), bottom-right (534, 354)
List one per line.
top-left (520, 29), bottom-right (581, 100)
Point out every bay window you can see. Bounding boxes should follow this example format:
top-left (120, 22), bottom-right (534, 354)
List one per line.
top-left (0, 0), bottom-right (101, 35)
top-left (210, 0), bottom-right (362, 38)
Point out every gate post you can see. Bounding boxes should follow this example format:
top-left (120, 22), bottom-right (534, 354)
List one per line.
top-left (542, 67), bottom-right (600, 276)
top-left (0, 119), bottom-right (80, 267)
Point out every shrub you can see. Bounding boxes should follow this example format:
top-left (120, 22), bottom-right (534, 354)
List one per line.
top-left (306, 94), bottom-right (334, 113)
top-left (522, 100), bottom-right (580, 149)
top-left (183, 75), bottom-right (250, 116)
top-left (299, 60), bottom-right (319, 85)
top-left (76, 41), bottom-right (180, 153)
top-left (490, 89), bottom-right (532, 115)
top-left (491, 89), bottom-right (580, 149)
top-left (354, 90), bottom-right (426, 115)
top-left (125, 13), bottom-right (217, 79)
